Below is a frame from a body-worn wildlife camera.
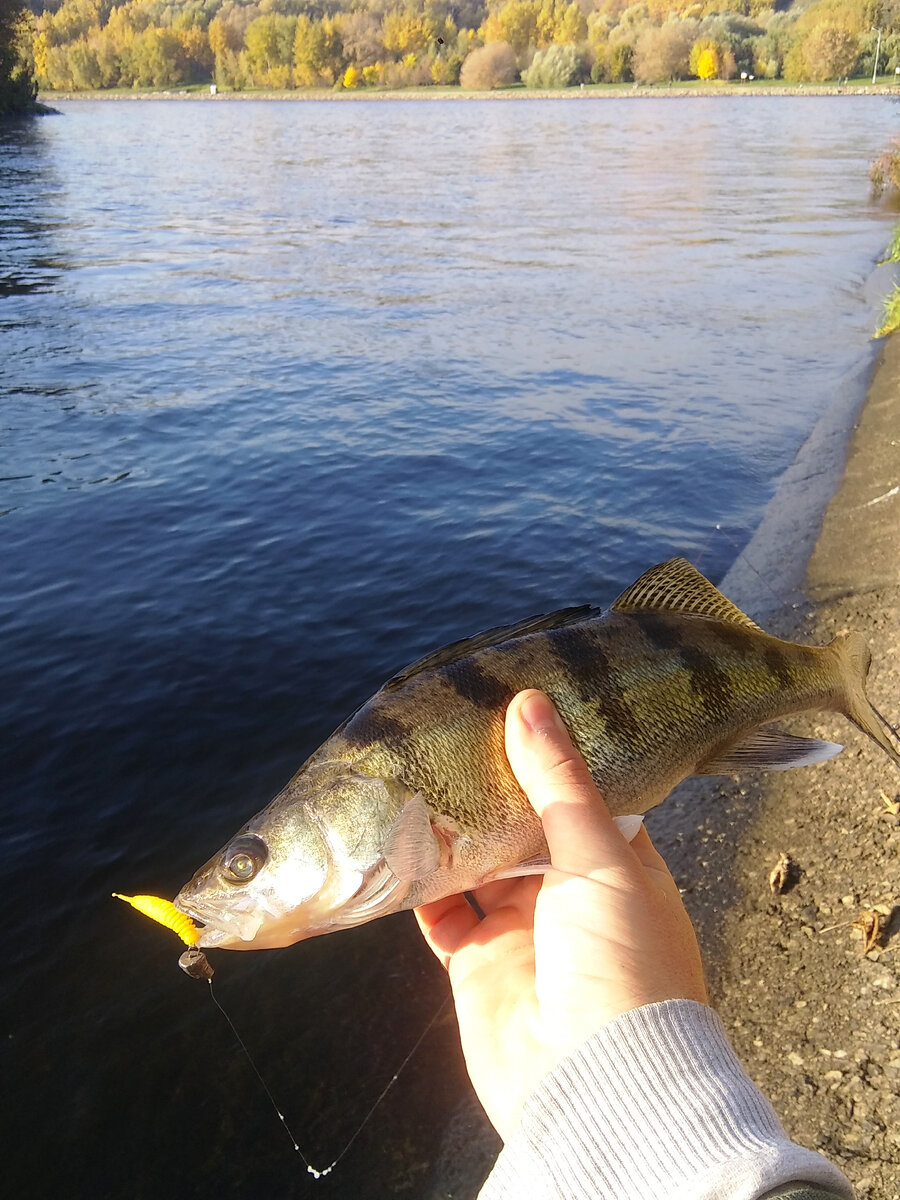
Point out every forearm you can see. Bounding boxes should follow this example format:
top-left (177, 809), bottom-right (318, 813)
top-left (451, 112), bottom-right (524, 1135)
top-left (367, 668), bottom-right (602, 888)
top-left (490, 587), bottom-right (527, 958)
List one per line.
top-left (478, 1000), bottom-right (853, 1200)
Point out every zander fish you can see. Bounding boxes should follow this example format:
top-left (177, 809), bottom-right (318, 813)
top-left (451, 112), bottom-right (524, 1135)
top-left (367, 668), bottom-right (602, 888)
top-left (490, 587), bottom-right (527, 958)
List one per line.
top-left (174, 558), bottom-right (899, 950)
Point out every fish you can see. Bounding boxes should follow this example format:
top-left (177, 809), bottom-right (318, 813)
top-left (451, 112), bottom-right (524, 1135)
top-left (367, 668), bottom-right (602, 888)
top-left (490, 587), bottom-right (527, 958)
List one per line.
top-left (174, 557), bottom-right (900, 951)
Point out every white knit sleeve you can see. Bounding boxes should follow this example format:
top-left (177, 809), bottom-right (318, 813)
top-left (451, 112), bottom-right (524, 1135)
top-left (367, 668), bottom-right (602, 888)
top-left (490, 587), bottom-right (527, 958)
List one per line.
top-left (478, 999), bottom-right (853, 1200)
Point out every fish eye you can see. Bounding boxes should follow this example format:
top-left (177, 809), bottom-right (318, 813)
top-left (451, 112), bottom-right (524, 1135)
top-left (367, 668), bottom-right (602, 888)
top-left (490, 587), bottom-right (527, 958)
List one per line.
top-left (222, 834), bottom-right (268, 883)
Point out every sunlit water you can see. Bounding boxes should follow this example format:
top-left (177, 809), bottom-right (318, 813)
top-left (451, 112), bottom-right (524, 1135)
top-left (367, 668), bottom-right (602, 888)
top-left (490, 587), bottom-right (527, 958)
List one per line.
top-left (2, 96), bottom-right (898, 1198)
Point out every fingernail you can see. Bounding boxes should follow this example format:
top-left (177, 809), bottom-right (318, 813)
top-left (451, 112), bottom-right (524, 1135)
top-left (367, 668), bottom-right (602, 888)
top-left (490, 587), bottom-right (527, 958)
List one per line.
top-left (518, 691), bottom-right (565, 735)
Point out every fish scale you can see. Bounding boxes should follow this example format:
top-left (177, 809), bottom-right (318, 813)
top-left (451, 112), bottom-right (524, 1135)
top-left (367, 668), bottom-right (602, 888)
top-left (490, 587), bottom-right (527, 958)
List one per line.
top-left (173, 559), bottom-right (900, 951)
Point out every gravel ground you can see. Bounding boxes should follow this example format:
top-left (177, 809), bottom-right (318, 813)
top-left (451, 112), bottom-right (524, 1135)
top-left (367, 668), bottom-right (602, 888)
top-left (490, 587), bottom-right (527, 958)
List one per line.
top-left (650, 333), bottom-right (900, 1199)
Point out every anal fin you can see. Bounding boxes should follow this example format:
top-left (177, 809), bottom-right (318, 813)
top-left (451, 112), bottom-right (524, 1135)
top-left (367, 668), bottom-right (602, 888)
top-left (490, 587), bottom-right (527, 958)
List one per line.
top-left (698, 727), bottom-right (842, 775)
top-left (486, 853), bottom-right (552, 882)
top-left (484, 815), bottom-right (645, 884)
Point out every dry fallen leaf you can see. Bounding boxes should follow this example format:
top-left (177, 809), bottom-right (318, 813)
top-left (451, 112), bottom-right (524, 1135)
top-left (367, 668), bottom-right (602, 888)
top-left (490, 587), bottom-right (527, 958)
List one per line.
top-left (878, 790), bottom-right (900, 816)
top-left (852, 909), bottom-right (889, 954)
top-left (768, 852), bottom-right (797, 895)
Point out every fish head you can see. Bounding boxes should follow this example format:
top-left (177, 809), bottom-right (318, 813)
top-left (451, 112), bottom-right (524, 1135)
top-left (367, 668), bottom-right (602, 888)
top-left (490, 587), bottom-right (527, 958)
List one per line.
top-left (174, 761), bottom-right (409, 950)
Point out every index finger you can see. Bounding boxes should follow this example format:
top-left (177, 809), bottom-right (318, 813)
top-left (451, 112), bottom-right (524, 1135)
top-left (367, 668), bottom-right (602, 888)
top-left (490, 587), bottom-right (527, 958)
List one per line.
top-left (414, 895), bottom-right (480, 969)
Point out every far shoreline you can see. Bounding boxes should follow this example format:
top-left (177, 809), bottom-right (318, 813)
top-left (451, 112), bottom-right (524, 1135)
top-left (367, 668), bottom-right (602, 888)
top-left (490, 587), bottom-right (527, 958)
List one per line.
top-left (44, 81), bottom-right (900, 102)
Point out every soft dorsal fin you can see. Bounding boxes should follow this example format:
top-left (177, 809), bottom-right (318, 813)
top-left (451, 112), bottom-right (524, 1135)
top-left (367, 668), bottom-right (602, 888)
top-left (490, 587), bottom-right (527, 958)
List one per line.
top-left (611, 558), bottom-right (762, 631)
top-left (381, 605), bottom-right (599, 692)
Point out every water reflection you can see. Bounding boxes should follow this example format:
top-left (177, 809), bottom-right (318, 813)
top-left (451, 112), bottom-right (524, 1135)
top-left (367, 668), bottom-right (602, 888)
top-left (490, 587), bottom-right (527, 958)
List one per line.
top-left (0, 120), bottom-right (68, 300)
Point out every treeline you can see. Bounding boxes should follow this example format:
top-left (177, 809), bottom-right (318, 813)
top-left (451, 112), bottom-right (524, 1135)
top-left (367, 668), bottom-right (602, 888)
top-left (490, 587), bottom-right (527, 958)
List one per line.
top-left (23, 0), bottom-right (900, 92)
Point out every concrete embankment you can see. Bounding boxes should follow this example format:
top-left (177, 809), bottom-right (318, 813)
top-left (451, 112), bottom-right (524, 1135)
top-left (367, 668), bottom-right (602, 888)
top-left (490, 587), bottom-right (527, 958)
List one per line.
top-left (650, 333), bottom-right (900, 1199)
top-left (43, 84), bottom-right (900, 102)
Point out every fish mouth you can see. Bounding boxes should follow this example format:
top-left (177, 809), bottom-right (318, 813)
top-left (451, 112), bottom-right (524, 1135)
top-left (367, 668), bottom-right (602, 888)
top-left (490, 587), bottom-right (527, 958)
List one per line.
top-left (174, 897), bottom-right (264, 949)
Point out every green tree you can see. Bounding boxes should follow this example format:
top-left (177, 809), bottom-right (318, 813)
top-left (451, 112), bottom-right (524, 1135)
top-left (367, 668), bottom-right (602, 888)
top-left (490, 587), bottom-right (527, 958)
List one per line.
top-left (522, 41), bottom-right (581, 85)
top-left (129, 26), bottom-right (185, 87)
top-left (67, 36), bottom-right (102, 86)
top-left (1, 0), bottom-right (38, 111)
top-left (244, 13), bottom-right (296, 87)
top-left (293, 15), bottom-right (343, 86)
top-left (606, 38), bottom-right (634, 82)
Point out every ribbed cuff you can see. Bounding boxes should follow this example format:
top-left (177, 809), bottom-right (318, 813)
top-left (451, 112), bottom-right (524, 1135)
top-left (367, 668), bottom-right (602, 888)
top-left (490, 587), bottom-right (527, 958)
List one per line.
top-left (478, 1000), bottom-right (853, 1200)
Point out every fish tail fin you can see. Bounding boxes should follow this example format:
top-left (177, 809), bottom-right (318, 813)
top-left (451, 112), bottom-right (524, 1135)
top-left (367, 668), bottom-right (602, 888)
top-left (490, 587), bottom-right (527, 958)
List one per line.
top-left (830, 631), bottom-right (900, 769)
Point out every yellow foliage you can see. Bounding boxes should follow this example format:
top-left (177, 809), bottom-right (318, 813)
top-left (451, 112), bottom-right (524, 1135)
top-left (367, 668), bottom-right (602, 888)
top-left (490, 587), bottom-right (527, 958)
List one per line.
top-left (176, 26), bottom-right (213, 72)
top-left (696, 45), bottom-right (717, 78)
top-left (362, 63), bottom-right (379, 85)
top-left (33, 31), bottom-right (49, 81)
top-left (382, 11), bottom-right (427, 55)
top-left (480, 13), bottom-right (503, 43)
top-left (343, 62), bottom-right (361, 86)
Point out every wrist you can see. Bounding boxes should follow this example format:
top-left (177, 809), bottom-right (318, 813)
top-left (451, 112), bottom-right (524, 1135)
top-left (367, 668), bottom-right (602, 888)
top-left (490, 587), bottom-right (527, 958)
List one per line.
top-left (480, 999), bottom-right (853, 1200)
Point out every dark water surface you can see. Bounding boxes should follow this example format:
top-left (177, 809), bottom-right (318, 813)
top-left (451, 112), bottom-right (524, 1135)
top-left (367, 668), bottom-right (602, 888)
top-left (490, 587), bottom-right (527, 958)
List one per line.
top-left (2, 96), bottom-right (898, 1198)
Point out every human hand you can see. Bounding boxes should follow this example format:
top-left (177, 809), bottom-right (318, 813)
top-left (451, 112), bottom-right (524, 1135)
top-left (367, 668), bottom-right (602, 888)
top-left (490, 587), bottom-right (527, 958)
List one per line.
top-left (415, 688), bottom-right (708, 1141)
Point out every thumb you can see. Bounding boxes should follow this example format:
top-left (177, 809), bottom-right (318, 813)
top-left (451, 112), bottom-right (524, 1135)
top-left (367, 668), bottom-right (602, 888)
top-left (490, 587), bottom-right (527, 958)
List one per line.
top-left (505, 690), bottom-right (634, 879)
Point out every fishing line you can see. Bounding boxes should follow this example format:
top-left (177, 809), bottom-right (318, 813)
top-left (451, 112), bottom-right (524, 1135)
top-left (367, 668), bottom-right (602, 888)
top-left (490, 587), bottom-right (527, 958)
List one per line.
top-left (320, 994), bottom-right (452, 1175)
top-left (873, 704), bottom-right (900, 745)
top-left (205, 976), bottom-right (451, 1179)
top-left (207, 979), bottom-right (310, 1165)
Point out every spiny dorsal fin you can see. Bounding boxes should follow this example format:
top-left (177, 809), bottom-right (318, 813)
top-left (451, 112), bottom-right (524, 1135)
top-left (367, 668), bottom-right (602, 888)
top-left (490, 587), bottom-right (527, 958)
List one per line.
top-left (382, 605), bottom-right (599, 692)
top-left (611, 558), bottom-right (761, 631)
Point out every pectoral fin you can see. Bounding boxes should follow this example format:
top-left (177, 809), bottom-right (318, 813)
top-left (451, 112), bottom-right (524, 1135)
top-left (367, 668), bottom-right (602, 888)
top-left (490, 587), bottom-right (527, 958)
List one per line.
top-left (698, 727), bottom-right (842, 775)
top-left (382, 792), bottom-right (442, 882)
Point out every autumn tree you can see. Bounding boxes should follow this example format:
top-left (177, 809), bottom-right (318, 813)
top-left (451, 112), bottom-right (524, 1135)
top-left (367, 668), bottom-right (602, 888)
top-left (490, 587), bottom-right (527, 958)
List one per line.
top-left (556, 1), bottom-right (587, 43)
top-left (382, 8), bottom-right (428, 56)
top-left (691, 40), bottom-right (718, 78)
top-left (244, 14), bottom-right (296, 87)
top-left (481, 0), bottom-right (539, 56)
top-left (293, 15), bottom-right (343, 86)
top-left (339, 11), bottom-right (383, 67)
top-left (209, 12), bottom-right (246, 87)
top-left (129, 26), bottom-right (186, 87)
top-left (632, 19), bottom-right (694, 82)
top-left (801, 22), bottom-right (859, 79)
top-left (459, 39), bottom-right (517, 86)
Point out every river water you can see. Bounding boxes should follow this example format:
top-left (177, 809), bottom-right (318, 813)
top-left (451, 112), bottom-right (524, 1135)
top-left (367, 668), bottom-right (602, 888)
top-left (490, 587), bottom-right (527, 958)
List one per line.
top-left (2, 96), bottom-right (898, 1198)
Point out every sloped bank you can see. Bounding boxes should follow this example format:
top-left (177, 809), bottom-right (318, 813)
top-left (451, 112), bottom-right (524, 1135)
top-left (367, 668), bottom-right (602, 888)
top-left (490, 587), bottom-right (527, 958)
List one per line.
top-left (649, 332), bottom-right (900, 1199)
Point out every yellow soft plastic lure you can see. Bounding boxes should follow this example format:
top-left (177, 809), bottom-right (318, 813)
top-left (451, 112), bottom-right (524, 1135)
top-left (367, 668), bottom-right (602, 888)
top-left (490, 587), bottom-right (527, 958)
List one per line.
top-left (113, 893), bottom-right (200, 946)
